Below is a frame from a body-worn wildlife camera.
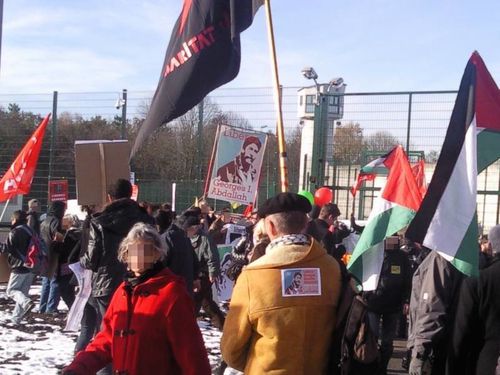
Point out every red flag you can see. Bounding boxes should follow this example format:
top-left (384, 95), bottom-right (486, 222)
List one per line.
top-left (0, 114), bottom-right (51, 202)
top-left (350, 173), bottom-right (375, 197)
top-left (381, 146), bottom-right (423, 212)
top-left (242, 203), bottom-right (253, 217)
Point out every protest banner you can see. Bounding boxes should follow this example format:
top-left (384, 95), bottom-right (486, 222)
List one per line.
top-left (213, 223), bottom-right (248, 302)
top-left (206, 125), bottom-right (267, 205)
top-left (48, 180), bottom-right (68, 203)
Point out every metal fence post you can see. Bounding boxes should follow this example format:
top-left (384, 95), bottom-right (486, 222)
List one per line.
top-left (48, 91), bottom-right (58, 183)
top-left (121, 89), bottom-right (127, 139)
top-left (406, 92), bottom-right (413, 154)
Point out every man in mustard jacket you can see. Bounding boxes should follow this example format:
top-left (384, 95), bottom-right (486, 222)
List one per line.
top-left (221, 192), bottom-right (342, 374)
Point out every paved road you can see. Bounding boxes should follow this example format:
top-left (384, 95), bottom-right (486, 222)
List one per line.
top-left (388, 339), bottom-right (408, 374)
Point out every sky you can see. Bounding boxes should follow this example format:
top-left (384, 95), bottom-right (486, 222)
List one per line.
top-left (1, 0), bottom-right (500, 95)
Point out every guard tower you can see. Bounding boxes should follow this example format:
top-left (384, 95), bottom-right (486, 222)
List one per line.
top-left (298, 79), bottom-right (346, 191)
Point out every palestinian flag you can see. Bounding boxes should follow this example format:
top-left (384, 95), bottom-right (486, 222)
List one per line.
top-left (348, 146), bottom-right (423, 290)
top-left (406, 51), bottom-right (500, 276)
top-left (411, 159), bottom-right (427, 197)
top-left (131, 0), bottom-right (264, 157)
top-left (350, 149), bottom-right (395, 196)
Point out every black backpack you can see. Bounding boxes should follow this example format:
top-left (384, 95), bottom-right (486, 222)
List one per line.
top-left (330, 271), bottom-right (379, 375)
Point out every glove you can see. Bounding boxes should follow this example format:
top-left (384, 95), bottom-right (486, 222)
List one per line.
top-left (408, 354), bottom-right (432, 375)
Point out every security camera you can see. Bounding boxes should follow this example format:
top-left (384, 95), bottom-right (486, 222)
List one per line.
top-left (115, 98), bottom-right (126, 109)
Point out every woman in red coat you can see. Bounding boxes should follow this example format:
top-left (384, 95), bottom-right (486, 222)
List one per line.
top-left (63, 223), bottom-right (211, 375)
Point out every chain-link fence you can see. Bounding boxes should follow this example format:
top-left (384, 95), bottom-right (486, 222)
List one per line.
top-left (0, 87), bottom-right (498, 231)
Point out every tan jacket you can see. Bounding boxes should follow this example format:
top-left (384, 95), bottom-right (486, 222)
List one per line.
top-left (221, 239), bottom-right (342, 374)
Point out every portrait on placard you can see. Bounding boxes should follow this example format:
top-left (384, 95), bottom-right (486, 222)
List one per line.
top-left (207, 125), bottom-right (267, 205)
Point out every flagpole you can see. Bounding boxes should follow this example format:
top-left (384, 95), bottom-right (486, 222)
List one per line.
top-left (264, 0), bottom-right (288, 193)
top-left (0, 198), bottom-right (11, 223)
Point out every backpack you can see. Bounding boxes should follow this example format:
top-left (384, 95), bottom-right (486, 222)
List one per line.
top-left (330, 272), bottom-right (379, 375)
top-left (19, 226), bottom-right (49, 276)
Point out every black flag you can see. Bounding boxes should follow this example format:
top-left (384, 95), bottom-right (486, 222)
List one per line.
top-left (131, 0), bottom-right (264, 157)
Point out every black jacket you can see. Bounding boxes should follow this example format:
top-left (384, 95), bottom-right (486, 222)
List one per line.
top-left (190, 232), bottom-right (220, 278)
top-left (447, 256), bottom-right (500, 375)
top-left (27, 210), bottom-right (41, 235)
top-left (81, 198), bottom-right (154, 297)
top-left (408, 251), bottom-right (464, 374)
top-left (365, 248), bottom-right (412, 314)
top-left (1, 223), bottom-right (32, 273)
top-left (306, 219), bottom-right (350, 260)
top-left (58, 227), bottom-right (82, 277)
top-left (40, 202), bottom-right (65, 278)
top-left (162, 223), bottom-right (199, 297)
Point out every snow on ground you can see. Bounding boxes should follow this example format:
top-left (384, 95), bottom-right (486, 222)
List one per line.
top-left (0, 279), bottom-right (222, 374)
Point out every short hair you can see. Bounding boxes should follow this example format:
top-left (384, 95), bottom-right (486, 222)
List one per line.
top-left (63, 214), bottom-right (81, 228)
top-left (267, 211), bottom-right (308, 235)
top-left (118, 223), bottom-right (167, 263)
top-left (28, 199), bottom-right (39, 209)
top-left (183, 207), bottom-right (201, 218)
top-left (489, 225), bottom-right (500, 255)
top-left (176, 214), bottom-right (201, 231)
top-left (242, 136), bottom-right (262, 151)
top-left (319, 203), bottom-right (341, 220)
top-left (11, 210), bottom-right (27, 225)
top-left (154, 209), bottom-right (173, 233)
top-left (81, 205), bottom-right (96, 215)
top-left (107, 178), bottom-right (132, 200)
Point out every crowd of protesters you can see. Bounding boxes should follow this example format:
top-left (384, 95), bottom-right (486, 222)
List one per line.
top-left (1, 181), bottom-right (499, 374)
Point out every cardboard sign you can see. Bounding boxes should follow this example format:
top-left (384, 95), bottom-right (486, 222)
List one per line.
top-left (48, 180), bottom-right (68, 203)
top-left (74, 140), bottom-right (130, 206)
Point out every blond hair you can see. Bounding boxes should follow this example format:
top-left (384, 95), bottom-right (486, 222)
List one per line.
top-left (118, 223), bottom-right (167, 263)
top-left (253, 219), bottom-right (269, 243)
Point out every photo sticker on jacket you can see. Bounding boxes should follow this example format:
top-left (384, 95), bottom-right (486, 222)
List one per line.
top-left (281, 268), bottom-right (321, 297)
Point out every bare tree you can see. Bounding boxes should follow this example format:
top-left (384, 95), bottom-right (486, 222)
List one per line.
top-left (333, 122), bottom-right (364, 165)
top-left (425, 150), bottom-right (439, 163)
top-left (363, 131), bottom-right (399, 154)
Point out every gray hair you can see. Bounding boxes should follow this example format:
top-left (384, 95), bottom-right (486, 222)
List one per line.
top-left (489, 225), bottom-right (500, 255)
top-left (118, 223), bottom-right (167, 263)
top-left (63, 214), bottom-right (81, 228)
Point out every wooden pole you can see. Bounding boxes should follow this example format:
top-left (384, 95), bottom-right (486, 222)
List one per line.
top-left (264, 0), bottom-right (288, 193)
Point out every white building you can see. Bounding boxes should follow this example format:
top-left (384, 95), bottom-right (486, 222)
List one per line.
top-left (298, 82), bottom-right (346, 190)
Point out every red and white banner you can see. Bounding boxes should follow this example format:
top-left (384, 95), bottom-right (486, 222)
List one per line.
top-left (0, 114), bottom-right (51, 202)
top-left (49, 180), bottom-right (68, 203)
top-left (131, 184), bottom-right (139, 201)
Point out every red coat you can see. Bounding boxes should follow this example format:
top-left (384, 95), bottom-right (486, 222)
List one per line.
top-left (65, 268), bottom-right (211, 375)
